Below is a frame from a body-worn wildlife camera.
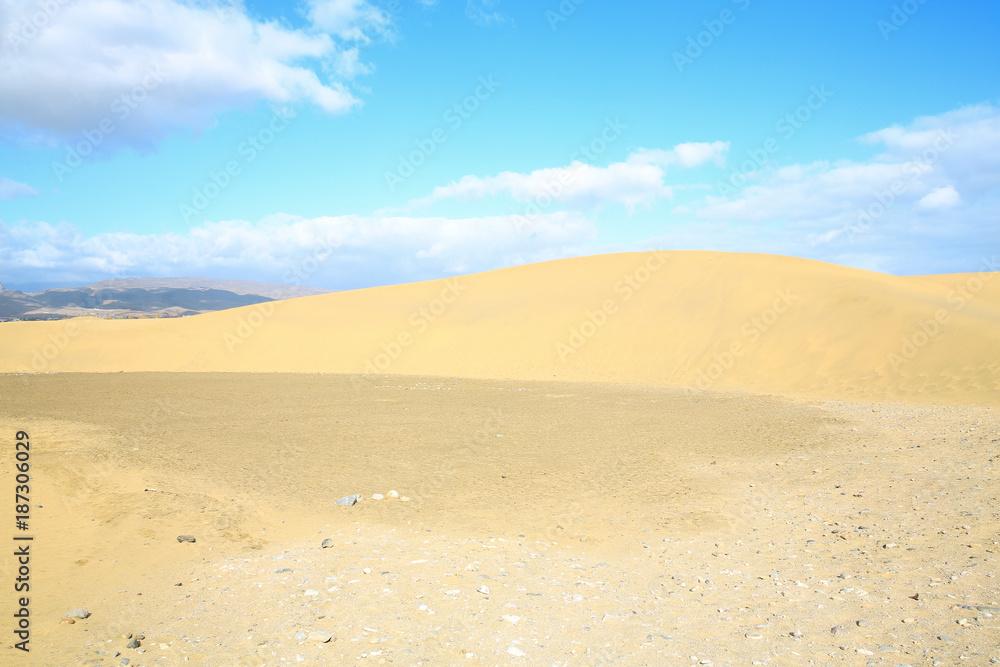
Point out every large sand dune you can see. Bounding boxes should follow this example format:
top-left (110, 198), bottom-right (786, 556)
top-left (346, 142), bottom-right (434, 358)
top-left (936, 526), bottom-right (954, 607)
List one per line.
top-left (2, 251), bottom-right (997, 403)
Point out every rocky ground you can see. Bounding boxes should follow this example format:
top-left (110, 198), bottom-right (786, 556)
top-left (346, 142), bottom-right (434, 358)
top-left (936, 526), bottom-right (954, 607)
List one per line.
top-left (0, 374), bottom-right (997, 665)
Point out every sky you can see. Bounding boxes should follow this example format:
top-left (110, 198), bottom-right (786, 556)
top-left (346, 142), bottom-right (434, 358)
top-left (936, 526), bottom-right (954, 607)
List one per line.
top-left (0, 0), bottom-right (998, 292)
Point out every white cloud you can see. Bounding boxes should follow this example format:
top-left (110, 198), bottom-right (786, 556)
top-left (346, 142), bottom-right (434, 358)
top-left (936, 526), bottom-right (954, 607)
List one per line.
top-left (660, 103), bottom-right (1000, 275)
top-left (629, 141), bottom-right (729, 168)
top-left (465, 0), bottom-right (512, 27)
top-left (0, 212), bottom-right (597, 289)
top-left (0, 175), bottom-right (37, 199)
top-left (0, 0), bottom-right (389, 146)
top-left (412, 143), bottom-right (728, 212)
top-left (917, 185), bottom-right (961, 210)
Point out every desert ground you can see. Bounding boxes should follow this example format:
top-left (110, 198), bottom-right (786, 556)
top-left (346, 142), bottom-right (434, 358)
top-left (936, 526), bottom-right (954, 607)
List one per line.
top-left (0, 252), bottom-right (998, 665)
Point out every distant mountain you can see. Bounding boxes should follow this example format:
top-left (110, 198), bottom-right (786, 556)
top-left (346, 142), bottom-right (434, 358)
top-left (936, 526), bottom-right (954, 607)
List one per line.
top-left (0, 277), bottom-right (332, 321)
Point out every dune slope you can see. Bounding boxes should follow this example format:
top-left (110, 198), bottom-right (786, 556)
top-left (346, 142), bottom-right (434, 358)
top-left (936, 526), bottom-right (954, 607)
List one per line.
top-left (1, 251), bottom-right (997, 403)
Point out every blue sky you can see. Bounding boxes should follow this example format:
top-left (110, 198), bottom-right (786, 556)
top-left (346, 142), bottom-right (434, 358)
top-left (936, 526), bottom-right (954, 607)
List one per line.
top-left (1, 0), bottom-right (998, 291)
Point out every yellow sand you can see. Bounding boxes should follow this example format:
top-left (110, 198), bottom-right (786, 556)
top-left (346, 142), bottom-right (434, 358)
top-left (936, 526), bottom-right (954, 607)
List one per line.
top-left (2, 251), bottom-right (997, 404)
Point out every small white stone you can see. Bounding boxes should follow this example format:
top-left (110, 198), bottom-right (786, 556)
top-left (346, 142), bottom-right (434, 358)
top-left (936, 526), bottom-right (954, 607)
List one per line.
top-left (387, 490), bottom-right (399, 498)
top-left (400, 496), bottom-right (410, 502)
top-left (307, 630), bottom-right (333, 643)
top-left (502, 615), bottom-right (520, 624)
top-left (363, 567), bottom-right (372, 575)
top-left (372, 493), bottom-right (384, 500)
top-left (477, 585), bottom-right (490, 595)
top-left (304, 589), bottom-right (319, 596)
top-left (507, 646), bottom-right (525, 657)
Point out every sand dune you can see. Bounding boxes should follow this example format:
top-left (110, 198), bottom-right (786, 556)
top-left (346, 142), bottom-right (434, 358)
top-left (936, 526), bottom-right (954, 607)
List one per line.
top-left (2, 251), bottom-right (997, 403)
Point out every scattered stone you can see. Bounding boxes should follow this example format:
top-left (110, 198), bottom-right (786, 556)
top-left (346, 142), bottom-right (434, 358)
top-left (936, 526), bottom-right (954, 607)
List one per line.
top-left (320, 538), bottom-right (333, 548)
top-left (304, 589), bottom-right (319, 596)
top-left (477, 585), bottom-right (490, 595)
top-left (334, 494), bottom-right (361, 506)
top-left (63, 609), bottom-right (90, 619)
top-left (857, 619), bottom-right (870, 628)
top-left (371, 493), bottom-right (384, 500)
top-left (308, 630), bottom-right (333, 643)
top-left (60, 617), bottom-right (75, 624)
top-left (176, 535), bottom-right (196, 543)
top-left (831, 625), bottom-right (849, 635)
top-left (400, 496), bottom-right (410, 502)
top-left (294, 632), bottom-right (307, 641)
top-left (502, 615), bottom-right (520, 624)
top-left (745, 632), bottom-right (763, 640)
top-left (387, 490), bottom-right (399, 498)
top-left (790, 630), bottom-right (802, 638)
top-left (120, 633), bottom-right (132, 639)
top-left (856, 648), bottom-right (874, 656)
top-left (274, 568), bottom-right (293, 574)
top-left (126, 638), bottom-right (140, 649)
top-left (902, 617), bottom-right (916, 624)
top-left (507, 646), bottom-right (526, 657)
top-left (878, 645), bottom-right (898, 652)
top-left (120, 659), bottom-right (130, 666)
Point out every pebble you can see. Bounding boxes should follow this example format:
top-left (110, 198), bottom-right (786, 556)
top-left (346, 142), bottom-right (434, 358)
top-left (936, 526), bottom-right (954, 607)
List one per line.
top-left (831, 625), bottom-right (849, 635)
top-left (400, 496), bottom-right (410, 502)
top-left (745, 632), bottom-right (763, 640)
top-left (63, 608), bottom-right (91, 619)
top-left (856, 648), bottom-right (874, 655)
top-left (477, 585), bottom-right (490, 595)
top-left (294, 632), bottom-right (307, 640)
top-left (176, 535), bottom-right (196, 543)
top-left (304, 589), bottom-right (319, 596)
top-left (789, 630), bottom-right (802, 638)
top-left (502, 615), bottom-right (520, 624)
top-left (60, 618), bottom-right (75, 624)
top-left (857, 619), bottom-right (870, 627)
top-left (274, 568), bottom-right (293, 573)
top-left (126, 638), bottom-right (140, 649)
top-left (307, 630), bottom-right (333, 643)
top-left (371, 493), bottom-right (384, 500)
top-left (387, 490), bottom-right (399, 498)
top-left (120, 659), bottom-right (130, 666)
top-left (507, 646), bottom-right (526, 657)
top-left (334, 494), bottom-right (360, 506)
top-left (321, 538), bottom-right (334, 548)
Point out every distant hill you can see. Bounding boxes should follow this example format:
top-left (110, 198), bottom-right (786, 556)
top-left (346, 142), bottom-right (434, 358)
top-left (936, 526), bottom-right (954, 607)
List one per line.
top-left (0, 277), bottom-right (332, 320)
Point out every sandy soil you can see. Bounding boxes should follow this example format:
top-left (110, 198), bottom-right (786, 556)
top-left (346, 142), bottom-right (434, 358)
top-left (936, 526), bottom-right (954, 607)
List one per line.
top-left (1, 373), bottom-right (997, 665)
top-left (2, 252), bottom-right (997, 404)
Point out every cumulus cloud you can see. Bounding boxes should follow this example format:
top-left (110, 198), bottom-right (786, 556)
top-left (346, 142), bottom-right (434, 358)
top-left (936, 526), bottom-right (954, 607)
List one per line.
top-left (412, 142), bottom-right (728, 212)
top-left (0, 212), bottom-right (597, 289)
top-left (0, 175), bottom-right (37, 199)
top-left (917, 185), bottom-right (962, 210)
top-left (0, 0), bottom-right (389, 147)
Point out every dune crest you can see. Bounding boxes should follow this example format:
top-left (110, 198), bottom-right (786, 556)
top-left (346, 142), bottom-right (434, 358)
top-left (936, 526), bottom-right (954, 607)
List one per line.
top-left (2, 251), bottom-right (997, 404)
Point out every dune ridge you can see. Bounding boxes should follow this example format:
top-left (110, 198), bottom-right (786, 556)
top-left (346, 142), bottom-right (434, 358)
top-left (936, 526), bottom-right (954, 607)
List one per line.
top-left (2, 251), bottom-right (997, 404)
